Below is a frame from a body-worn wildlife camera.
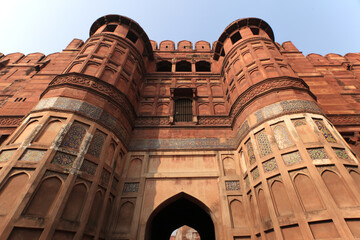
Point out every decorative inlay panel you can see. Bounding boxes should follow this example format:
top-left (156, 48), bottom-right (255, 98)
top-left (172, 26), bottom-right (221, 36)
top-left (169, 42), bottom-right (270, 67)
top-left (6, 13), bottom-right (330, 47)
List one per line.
top-left (282, 151), bottom-right (302, 166)
top-left (246, 140), bottom-right (256, 165)
top-left (80, 159), bottom-right (97, 175)
top-left (0, 149), bottom-right (16, 162)
top-left (61, 123), bottom-right (87, 151)
top-left (245, 176), bottom-right (250, 188)
top-left (51, 152), bottom-right (76, 168)
top-left (252, 167), bottom-right (260, 180)
top-left (293, 119), bottom-right (306, 127)
top-left (314, 119), bottom-right (337, 143)
top-left (263, 158), bottom-right (278, 172)
top-left (225, 180), bottom-right (241, 191)
top-left (45, 73), bottom-right (136, 121)
top-left (333, 148), bottom-right (351, 161)
top-left (87, 130), bottom-right (106, 157)
top-left (123, 182), bottom-right (139, 193)
top-left (19, 149), bottom-right (46, 162)
top-left (307, 148), bottom-right (329, 160)
top-left (255, 130), bottom-right (272, 157)
top-left (101, 170), bottom-right (110, 186)
top-left (272, 123), bottom-right (295, 149)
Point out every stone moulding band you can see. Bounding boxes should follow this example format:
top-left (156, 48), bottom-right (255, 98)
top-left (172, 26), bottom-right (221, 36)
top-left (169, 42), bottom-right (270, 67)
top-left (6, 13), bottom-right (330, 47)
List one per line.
top-left (0, 116), bottom-right (24, 127)
top-left (229, 76), bottom-right (316, 126)
top-left (134, 76), bottom-right (316, 127)
top-left (41, 72), bottom-right (136, 122)
top-left (130, 100), bottom-right (323, 151)
top-left (32, 97), bottom-right (130, 147)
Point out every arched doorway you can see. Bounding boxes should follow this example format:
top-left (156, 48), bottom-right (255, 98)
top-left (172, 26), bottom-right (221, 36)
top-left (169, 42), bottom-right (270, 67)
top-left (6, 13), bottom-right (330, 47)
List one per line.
top-left (146, 193), bottom-right (215, 240)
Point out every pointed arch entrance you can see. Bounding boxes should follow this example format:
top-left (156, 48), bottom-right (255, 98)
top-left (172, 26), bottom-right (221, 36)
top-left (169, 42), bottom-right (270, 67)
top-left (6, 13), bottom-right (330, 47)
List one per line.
top-left (145, 192), bottom-right (215, 240)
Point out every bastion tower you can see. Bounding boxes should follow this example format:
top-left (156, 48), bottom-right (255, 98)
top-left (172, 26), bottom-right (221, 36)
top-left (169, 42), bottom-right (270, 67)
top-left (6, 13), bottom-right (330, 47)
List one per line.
top-left (0, 14), bottom-right (360, 240)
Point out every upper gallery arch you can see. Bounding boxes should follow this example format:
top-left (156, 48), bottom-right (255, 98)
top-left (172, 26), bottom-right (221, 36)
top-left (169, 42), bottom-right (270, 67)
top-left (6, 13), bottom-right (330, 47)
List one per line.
top-left (213, 18), bottom-right (275, 60)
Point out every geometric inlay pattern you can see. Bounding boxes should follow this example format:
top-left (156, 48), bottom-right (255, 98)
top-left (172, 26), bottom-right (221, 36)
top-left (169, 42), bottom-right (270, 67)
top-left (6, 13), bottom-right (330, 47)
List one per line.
top-left (0, 149), bottom-right (16, 162)
top-left (123, 182), bottom-right (139, 193)
top-left (246, 140), bottom-right (256, 165)
top-left (263, 158), bottom-right (278, 172)
top-left (101, 170), bottom-right (110, 186)
top-left (225, 180), bottom-right (241, 191)
top-left (255, 130), bottom-right (272, 157)
top-left (19, 149), bottom-right (46, 162)
top-left (272, 124), bottom-right (295, 149)
top-left (60, 123), bottom-right (87, 150)
top-left (293, 119), bottom-right (306, 127)
top-left (252, 167), bottom-right (260, 180)
top-left (333, 148), bottom-right (351, 161)
top-left (282, 151), bottom-right (302, 166)
top-left (80, 159), bottom-right (97, 175)
top-left (51, 152), bottom-right (76, 168)
top-left (314, 119), bottom-right (337, 143)
top-left (87, 130), bottom-right (106, 157)
top-left (307, 148), bottom-right (329, 160)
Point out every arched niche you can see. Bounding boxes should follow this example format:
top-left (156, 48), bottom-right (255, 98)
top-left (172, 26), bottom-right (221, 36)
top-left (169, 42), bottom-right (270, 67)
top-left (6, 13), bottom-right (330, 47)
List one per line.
top-left (87, 190), bottom-right (104, 228)
top-left (127, 158), bottom-right (142, 178)
top-left (24, 176), bottom-right (62, 217)
top-left (321, 170), bottom-right (356, 208)
top-left (13, 120), bottom-right (39, 144)
top-left (230, 199), bottom-right (247, 228)
top-left (0, 172), bottom-right (29, 215)
top-left (61, 183), bottom-right (88, 221)
top-left (115, 201), bottom-right (135, 233)
top-left (145, 192), bottom-right (215, 240)
top-left (293, 173), bottom-right (324, 212)
top-left (271, 180), bottom-right (293, 216)
top-left (34, 119), bottom-right (63, 145)
top-left (223, 157), bottom-right (236, 176)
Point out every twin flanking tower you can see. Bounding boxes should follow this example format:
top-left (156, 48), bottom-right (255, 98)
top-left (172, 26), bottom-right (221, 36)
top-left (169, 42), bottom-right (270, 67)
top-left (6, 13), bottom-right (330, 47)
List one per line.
top-left (0, 14), bottom-right (360, 240)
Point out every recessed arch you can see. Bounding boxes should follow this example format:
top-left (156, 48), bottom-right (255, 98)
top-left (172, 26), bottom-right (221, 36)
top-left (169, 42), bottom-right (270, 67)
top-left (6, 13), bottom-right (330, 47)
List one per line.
top-left (156, 61), bottom-right (172, 72)
top-left (195, 61), bottom-right (211, 72)
top-left (145, 192), bottom-right (215, 240)
top-left (176, 60), bottom-right (191, 72)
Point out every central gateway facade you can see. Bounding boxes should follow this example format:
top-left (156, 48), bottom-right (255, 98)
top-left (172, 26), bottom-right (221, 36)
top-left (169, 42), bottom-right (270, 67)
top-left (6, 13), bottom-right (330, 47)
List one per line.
top-left (0, 15), bottom-right (360, 239)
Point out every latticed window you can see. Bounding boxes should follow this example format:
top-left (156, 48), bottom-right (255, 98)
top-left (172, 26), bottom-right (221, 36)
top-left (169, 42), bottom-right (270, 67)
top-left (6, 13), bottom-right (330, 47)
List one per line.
top-left (174, 98), bottom-right (192, 122)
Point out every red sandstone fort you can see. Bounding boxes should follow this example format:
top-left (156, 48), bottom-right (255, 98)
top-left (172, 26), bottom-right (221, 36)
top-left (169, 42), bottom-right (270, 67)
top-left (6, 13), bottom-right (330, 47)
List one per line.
top-left (0, 14), bottom-right (360, 239)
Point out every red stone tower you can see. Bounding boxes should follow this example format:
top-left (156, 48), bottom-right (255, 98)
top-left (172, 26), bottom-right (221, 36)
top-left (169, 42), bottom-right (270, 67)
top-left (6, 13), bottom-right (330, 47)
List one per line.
top-left (0, 14), bottom-right (360, 240)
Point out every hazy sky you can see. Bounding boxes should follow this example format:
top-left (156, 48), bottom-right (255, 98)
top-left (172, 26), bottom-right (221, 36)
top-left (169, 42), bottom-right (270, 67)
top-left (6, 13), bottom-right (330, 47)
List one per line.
top-left (1, 0), bottom-right (359, 56)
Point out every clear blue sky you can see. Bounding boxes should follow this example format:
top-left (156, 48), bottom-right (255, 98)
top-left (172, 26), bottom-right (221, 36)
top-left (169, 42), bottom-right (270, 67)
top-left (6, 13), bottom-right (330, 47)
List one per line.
top-left (1, 0), bottom-right (359, 56)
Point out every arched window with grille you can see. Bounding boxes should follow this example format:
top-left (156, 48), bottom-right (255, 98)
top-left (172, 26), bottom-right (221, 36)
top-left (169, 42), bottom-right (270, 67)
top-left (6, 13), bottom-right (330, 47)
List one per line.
top-left (173, 88), bottom-right (194, 122)
top-left (174, 98), bottom-right (192, 122)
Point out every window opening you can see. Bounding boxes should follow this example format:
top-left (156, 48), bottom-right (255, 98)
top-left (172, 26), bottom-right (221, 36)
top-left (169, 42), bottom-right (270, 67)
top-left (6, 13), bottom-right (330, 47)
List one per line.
top-left (176, 61), bottom-right (191, 72)
top-left (156, 61), bottom-right (172, 72)
top-left (173, 88), bottom-right (193, 122)
top-left (230, 32), bottom-right (242, 44)
top-left (195, 61), bottom-right (211, 72)
top-left (126, 30), bottom-right (138, 44)
top-left (250, 27), bottom-right (260, 35)
top-left (103, 24), bottom-right (117, 32)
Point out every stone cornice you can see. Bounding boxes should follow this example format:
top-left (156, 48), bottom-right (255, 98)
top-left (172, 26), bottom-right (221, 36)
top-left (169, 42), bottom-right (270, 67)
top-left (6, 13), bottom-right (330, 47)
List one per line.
top-left (41, 72), bottom-right (137, 123)
top-left (229, 76), bottom-right (316, 126)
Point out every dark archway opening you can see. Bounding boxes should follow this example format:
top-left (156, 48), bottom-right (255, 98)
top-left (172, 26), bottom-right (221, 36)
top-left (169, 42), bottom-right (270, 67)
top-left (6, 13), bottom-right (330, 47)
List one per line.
top-left (195, 61), bottom-right (211, 72)
top-left (176, 61), bottom-right (191, 72)
top-left (146, 193), bottom-right (215, 240)
top-left (157, 61), bottom-right (172, 72)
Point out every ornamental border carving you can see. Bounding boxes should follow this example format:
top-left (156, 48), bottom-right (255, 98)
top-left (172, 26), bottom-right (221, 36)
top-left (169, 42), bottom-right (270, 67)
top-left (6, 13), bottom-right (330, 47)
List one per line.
top-left (0, 116), bottom-right (24, 127)
top-left (229, 76), bottom-right (315, 126)
top-left (42, 73), bottom-right (136, 122)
